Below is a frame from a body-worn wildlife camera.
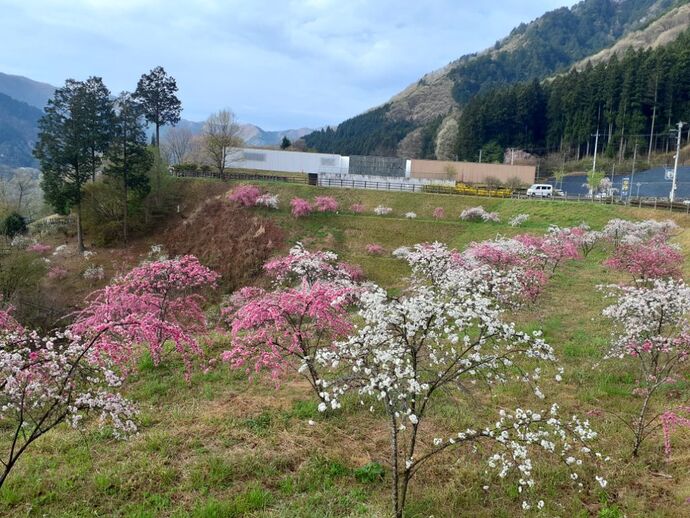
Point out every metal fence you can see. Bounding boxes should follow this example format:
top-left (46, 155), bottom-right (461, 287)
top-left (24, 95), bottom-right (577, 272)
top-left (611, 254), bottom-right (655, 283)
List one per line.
top-left (173, 169), bottom-right (308, 184)
top-left (174, 169), bottom-right (690, 214)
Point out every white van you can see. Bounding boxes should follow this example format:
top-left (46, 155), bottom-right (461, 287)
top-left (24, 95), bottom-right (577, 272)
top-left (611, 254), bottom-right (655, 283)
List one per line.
top-left (526, 184), bottom-right (553, 197)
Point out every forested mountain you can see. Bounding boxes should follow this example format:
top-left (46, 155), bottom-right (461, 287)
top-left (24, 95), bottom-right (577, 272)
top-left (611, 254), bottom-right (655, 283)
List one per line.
top-left (0, 72), bottom-right (55, 109)
top-left (455, 29), bottom-right (690, 162)
top-left (0, 93), bottom-right (42, 167)
top-left (304, 0), bottom-right (687, 158)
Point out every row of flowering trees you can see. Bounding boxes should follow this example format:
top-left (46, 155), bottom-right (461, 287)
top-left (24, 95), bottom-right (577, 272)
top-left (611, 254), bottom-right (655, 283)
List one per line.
top-left (594, 219), bottom-right (690, 457)
top-left (220, 235), bottom-right (609, 516)
top-left (226, 184), bottom-right (529, 224)
top-left (217, 216), bottom-right (689, 515)
top-left (2, 213), bottom-right (686, 514)
top-left (0, 251), bottom-right (219, 488)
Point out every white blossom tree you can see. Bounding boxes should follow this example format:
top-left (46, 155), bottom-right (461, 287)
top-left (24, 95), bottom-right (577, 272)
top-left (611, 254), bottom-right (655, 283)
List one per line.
top-left (601, 279), bottom-right (690, 457)
top-left (316, 264), bottom-right (605, 516)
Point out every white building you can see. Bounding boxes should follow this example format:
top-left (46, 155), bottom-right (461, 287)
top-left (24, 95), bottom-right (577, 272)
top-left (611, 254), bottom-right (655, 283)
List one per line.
top-left (226, 148), bottom-right (348, 175)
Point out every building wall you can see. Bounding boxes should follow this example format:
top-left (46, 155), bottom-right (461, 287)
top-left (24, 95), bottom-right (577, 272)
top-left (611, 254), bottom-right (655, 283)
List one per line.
top-left (349, 155), bottom-right (407, 177)
top-left (410, 159), bottom-right (535, 185)
top-left (226, 148), bottom-right (347, 175)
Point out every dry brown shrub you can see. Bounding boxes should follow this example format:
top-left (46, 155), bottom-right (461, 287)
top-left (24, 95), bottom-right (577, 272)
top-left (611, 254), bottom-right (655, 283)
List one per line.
top-left (164, 197), bottom-right (284, 291)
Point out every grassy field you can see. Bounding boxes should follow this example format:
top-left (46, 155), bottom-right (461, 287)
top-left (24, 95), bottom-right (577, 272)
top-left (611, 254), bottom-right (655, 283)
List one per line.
top-left (3, 179), bottom-right (690, 517)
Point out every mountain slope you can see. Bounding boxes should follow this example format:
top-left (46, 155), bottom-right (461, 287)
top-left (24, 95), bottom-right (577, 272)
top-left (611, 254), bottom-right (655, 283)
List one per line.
top-left (0, 72), bottom-right (55, 109)
top-left (305, 0), bottom-right (683, 158)
top-left (0, 93), bottom-right (42, 167)
top-left (573, 1), bottom-right (690, 68)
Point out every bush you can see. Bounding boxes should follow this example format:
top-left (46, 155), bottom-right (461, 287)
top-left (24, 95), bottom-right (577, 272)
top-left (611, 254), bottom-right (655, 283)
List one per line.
top-left (314, 196), bottom-right (339, 212)
top-left (350, 203), bottom-right (365, 213)
top-left (460, 206), bottom-right (500, 223)
top-left (504, 176), bottom-right (526, 190)
top-left (228, 185), bottom-right (261, 207)
top-left (484, 175), bottom-right (503, 189)
top-left (290, 198), bottom-right (312, 218)
top-left (1, 212), bottom-right (27, 238)
top-left (164, 198), bottom-right (284, 291)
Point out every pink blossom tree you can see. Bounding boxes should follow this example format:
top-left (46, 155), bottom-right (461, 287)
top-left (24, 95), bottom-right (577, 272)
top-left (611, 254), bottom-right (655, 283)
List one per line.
top-left (290, 197), bottom-right (312, 217)
top-left (221, 281), bottom-right (354, 399)
top-left (601, 279), bottom-right (690, 457)
top-left (227, 185), bottom-right (261, 207)
top-left (71, 255), bottom-right (219, 378)
top-left (603, 238), bottom-right (682, 284)
top-left (314, 196), bottom-right (339, 213)
top-left (0, 321), bottom-right (137, 489)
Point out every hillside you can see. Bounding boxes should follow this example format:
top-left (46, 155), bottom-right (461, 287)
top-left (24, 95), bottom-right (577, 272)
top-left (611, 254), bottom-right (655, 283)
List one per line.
top-left (304, 0), bottom-right (686, 158)
top-left (4, 177), bottom-right (690, 517)
top-left (0, 72), bottom-right (55, 109)
top-left (0, 92), bottom-right (41, 167)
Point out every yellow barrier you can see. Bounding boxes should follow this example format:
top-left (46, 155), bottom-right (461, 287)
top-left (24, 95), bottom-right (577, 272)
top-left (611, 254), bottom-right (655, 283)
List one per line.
top-left (454, 183), bottom-right (513, 198)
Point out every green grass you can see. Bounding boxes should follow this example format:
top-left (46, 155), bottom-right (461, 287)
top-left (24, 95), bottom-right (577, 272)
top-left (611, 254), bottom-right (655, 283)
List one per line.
top-left (3, 180), bottom-right (690, 517)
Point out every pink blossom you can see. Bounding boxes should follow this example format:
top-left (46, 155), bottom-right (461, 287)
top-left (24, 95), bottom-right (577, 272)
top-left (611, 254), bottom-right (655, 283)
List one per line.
top-left (314, 196), bottom-right (339, 212)
top-left (0, 323), bottom-right (138, 488)
top-left (660, 408), bottom-right (690, 456)
top-left (0, 305), bottom-right (22, 333)
top-left (290, 197), bottom-right (312, 217)
top-left (366, 243), bottom-right (386, 256)
top-left (603, 238), bottom-right (682, 284)
top-left (71, 255), bottom-right (219, 379)
top-left (221, 280), bottom-right (354, 393)
top-left (433, 207), bottom-right (445, 219)
top-left (350, 203), bottom-right (365, 213)
top-left (228, 185), bottom-right (261, 207)
top-left (26, 243), bottom-right (52, 254)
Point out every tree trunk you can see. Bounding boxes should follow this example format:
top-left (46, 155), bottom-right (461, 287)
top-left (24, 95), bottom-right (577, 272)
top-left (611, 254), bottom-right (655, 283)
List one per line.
top-left (155, 123), bottom-right (162, 194)
top-left (76, 200), bottom-right (84, 252)
top-left (390, 415), bottom-right (401, 518)
top-left (123, 177), bottom-right (128, 246)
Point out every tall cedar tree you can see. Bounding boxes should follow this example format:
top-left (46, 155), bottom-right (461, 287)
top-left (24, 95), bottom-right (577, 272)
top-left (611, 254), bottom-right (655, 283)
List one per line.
top-left (134, 66), bottom-right (181, 152)
top-left (82, 77), bottom-right (116, 181)
top-left (34, 79), bottom-right (112, 251)
top-left (105, 93), bottom-right (153, 245)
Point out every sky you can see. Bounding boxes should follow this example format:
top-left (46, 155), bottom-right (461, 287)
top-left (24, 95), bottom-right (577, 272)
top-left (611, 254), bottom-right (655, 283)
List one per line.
top-left (0, 0), bottom-right (570, 130)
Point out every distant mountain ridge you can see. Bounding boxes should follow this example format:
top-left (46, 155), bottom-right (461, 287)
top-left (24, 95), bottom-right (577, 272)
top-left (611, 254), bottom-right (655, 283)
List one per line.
top-left (0, 73), bottom-right (313, 166)
top-left (0, 93), bottom-right (42, 167)
top-left (305, 0), bottom-right (688, 158)
top-left (0, 72), bottom-right (55, 110)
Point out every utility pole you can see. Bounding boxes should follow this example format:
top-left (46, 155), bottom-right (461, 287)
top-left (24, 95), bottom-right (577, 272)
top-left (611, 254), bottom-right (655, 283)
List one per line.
top-left (670, 121), bottom-right (685, 203)
top-left (478, 149), bottom-right (482, 163)
top-left (629, 142), bottom-right (638, 205)
top-left (592, 128), bottom-right (600, 174)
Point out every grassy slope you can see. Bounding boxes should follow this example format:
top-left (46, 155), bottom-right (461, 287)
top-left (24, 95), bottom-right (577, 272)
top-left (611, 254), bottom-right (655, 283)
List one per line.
top-left (3, 179), bottom-right (690, 517)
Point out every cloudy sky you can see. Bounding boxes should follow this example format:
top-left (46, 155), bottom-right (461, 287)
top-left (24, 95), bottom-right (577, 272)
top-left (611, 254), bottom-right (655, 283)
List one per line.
top-left (1, 0), bottom-right (570, 130)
